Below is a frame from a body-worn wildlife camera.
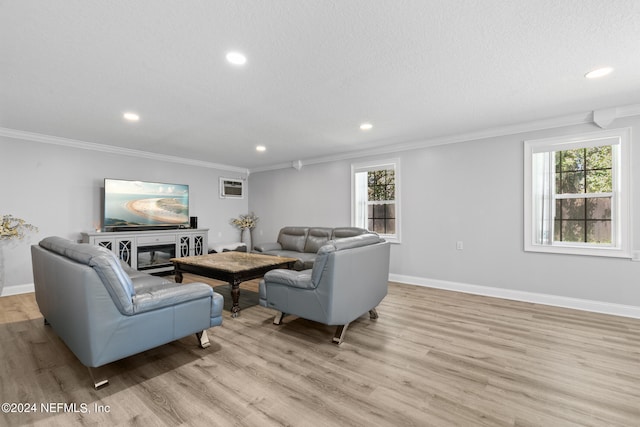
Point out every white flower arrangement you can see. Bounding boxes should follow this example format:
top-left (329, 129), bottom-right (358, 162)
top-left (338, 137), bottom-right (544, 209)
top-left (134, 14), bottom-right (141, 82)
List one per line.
top-left (0, 215), bottom-right (38, 240)
top-left (230, 212), bottom-right (259, 230)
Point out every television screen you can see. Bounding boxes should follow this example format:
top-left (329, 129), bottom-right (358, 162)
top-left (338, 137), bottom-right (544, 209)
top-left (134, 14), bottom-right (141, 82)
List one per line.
top-left (103, 179), bottom-right (189, 230)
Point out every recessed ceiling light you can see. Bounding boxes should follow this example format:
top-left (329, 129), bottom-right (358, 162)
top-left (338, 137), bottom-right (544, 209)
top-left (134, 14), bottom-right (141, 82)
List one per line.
top-left (123, 112), bottom-right (140, 122)
top-left (226, 51), bottom-right (247, 66)
top-left (585, 67), bottom-right (613, 79)
top-left (256, 145), bottom-right (266, 152)
top-left (360, 122), bottom-right (373, 131)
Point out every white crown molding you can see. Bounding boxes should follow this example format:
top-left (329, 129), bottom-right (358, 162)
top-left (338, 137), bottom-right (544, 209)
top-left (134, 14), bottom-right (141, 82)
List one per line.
top-left (0, 127), bottom-right (249, 174)
top-left (250, 103), bottom-right (640, 173)
top-left (616, 103), bottom-right (640, 117)
top-left (251, 111), bottom-right (594, 173)
top-left (250, 161), bottom-right (304, 174)
top-left (4, 103), bottom-right (640, 175)
top-left (389, 273), bottom-right (640, 319)
top-left (251, 112), bottom-right (590, 173)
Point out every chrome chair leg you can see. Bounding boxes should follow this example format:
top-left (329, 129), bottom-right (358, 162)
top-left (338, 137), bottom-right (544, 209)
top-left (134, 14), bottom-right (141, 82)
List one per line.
top-left (196, 330), bottom-right (210, 348)
top-left (88, 367), bottom-right (109, 389)
top-left (273, 311), bottom-right (286, 325)
top-left (332, 323), bottom-right (350, 345)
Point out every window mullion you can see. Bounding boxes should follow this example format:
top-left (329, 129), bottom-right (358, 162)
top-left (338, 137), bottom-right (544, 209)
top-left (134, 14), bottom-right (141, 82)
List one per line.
top-left (555, 192), bottom-right (613, 200)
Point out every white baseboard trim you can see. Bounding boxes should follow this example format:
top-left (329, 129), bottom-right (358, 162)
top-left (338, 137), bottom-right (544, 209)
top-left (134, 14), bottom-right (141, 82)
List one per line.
top-left (4, 277), bottom-right (640, 320)
top-left (389, 274), bottom-right (640, 319)
top-left (1, 283), bottom-right (35, 297)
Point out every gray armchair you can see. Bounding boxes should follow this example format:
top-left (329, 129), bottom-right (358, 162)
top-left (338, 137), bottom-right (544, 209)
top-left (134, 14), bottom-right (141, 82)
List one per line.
top-left (258, 234), bottom-right (390, 344)
top-left (31, 236), bottom-right (223, 388)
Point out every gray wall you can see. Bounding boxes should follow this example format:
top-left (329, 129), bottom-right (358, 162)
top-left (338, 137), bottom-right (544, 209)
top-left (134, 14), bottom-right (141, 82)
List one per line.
top-left (248, 160), bottom-right (351, 243)
top-left (249, 117), bottom-right (640, 310)
top-left (4, 115), bottom-right (640, 311)
top-left (0, 135), bottom-right (248, 294)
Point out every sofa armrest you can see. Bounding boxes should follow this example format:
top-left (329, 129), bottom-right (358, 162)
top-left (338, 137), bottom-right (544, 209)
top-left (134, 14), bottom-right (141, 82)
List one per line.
top-left (132, 282), bottom-right (214, 314)
top-left (263, 269), bottom-right (315, 289)
top-left (253, 242), bottom-right (282, 252)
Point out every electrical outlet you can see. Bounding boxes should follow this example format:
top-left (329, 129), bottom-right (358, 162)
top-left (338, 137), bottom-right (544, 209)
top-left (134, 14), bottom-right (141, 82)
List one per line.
top-left (456, 241), bottom-right (464, 250)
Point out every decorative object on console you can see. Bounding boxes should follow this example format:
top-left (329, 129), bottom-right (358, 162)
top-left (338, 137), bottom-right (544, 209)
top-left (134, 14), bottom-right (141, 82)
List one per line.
top-left (230, 212), bottom-right (258, 251)
top-left (0, 214), bottom-right (38, 294)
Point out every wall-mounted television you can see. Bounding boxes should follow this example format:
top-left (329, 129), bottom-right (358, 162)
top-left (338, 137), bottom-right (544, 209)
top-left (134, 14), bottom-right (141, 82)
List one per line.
top-left (103, 178), bottom-right (190, 231)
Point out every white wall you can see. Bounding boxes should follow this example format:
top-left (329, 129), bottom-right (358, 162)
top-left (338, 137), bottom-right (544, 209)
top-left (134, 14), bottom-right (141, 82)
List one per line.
top-left (0, 135), bottom-right (248, 295)
top-left (249, 117), bottom-right (640, 314)
top-left (248, 160), bottom-right (351, 244)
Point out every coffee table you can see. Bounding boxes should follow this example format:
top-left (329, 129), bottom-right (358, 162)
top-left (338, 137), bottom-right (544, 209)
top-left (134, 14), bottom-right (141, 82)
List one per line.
top-left (171, 252), bottom-right (298, 317)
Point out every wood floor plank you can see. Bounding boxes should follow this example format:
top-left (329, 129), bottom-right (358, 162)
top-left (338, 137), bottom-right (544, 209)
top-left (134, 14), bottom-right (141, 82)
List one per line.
top-left (0, 281), bottom-right (639, 426)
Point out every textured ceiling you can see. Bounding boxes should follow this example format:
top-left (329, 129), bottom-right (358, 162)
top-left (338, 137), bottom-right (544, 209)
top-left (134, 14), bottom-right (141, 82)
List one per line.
top-left (2, 0), bottom-right (640, 171)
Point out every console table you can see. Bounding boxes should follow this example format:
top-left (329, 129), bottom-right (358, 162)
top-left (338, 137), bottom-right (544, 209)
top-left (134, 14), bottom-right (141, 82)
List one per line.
top-left (81, 228), bottom-right (208, 274)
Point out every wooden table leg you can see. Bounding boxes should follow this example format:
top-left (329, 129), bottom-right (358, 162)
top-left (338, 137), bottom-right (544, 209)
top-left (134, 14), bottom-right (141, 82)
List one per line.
top-left (174, 270), bottom-right (183, 283)
top-left (230, 278), bottom-right (241, 318)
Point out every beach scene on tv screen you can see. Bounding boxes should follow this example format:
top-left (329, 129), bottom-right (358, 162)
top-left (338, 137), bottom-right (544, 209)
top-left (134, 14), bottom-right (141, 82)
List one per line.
top-left (104, 180), bottom-right (189, 227)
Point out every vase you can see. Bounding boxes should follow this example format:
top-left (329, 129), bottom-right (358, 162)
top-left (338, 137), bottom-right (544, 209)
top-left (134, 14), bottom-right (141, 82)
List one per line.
top-left (0, 244), bottom-right (5, 295)
top-left (241, 228), bottom-right (252, 252)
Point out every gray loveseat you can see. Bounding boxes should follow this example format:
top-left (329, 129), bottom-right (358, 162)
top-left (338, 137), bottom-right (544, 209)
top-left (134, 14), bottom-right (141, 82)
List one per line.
top-left (31, 236), bottom-right (224, 388)
top-left (259, 233), bottom-right (390, 344)
top-left (253, 226), bottom-right (371, 270)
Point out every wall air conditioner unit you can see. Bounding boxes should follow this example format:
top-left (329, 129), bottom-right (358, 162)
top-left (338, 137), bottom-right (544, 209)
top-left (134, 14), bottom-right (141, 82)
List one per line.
top-left (220, 177), bottom-right (244, 198)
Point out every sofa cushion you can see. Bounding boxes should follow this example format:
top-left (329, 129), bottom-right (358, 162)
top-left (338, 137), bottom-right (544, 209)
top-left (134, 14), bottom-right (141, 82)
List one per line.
top-left (278, 227), bottom-right (308, 252)
top-left (132, 282), bottom-right (214, 314)
top-left (253, 242), bottom-right (282, 252)
top-left (331, 227), bottom-right (369, 239)
top-left (311, 234), bottom-right (383, 285)
top-left (263, 249), bottom-right (317, 271)
top-left (88, 254), bottom-right (136, 315)
top-left (40, 236), bottom-right (108, 264)
top-left (120, 260), bottom-right (149, 280)
top-left (304, 227), bottom-right (332, 253)
top-left (131, 274), bottom-right (174, 294)
top-left (262, 269), bottom-right (314, 289)
top-left (39, 237), bottom-right (136, 315)
top-left (333, 233), bottom-right (384, 251)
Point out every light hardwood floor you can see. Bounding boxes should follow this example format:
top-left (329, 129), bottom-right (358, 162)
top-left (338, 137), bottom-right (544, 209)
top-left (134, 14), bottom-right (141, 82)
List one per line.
top-left (1, 278), bottom-right (639, 426)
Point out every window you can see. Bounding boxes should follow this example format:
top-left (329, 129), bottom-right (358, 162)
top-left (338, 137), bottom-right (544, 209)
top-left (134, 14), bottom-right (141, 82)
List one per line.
top-left (352, 159), bottom-right (400, 243)
top-left (524, 128), bottom-right (631, 257)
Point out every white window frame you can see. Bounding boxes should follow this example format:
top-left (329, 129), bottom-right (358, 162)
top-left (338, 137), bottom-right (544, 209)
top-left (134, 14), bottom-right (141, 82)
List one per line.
top-left (524, 127), bottom-right (631, 258)
top-left (351, 158), bottom-right (401, 244)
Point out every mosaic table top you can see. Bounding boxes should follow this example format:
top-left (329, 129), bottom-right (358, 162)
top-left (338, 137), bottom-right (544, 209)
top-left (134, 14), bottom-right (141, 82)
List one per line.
top-left (171, 251), bottom-right (298, 273)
